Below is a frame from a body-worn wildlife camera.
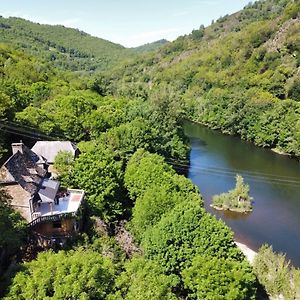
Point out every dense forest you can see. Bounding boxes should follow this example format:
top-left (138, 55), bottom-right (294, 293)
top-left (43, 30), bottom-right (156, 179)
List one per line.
top-left (100, 0), bottom-right (300, 157)
top-left (0, 16), bottom-right (135, 71)
top-left (0, 43), bottom-right (256, 296)
top-left (0, 0), bottom-right (300, 299)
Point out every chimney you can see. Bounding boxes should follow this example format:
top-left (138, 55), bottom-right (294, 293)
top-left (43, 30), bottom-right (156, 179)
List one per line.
top-left (12, 142), bottom-right (25, 155)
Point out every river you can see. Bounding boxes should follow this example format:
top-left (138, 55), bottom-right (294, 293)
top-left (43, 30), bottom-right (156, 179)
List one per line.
top-left (184, 122), bottom-right (300, 267)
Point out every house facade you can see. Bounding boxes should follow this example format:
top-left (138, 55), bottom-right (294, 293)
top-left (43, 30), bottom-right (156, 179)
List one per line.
top-left (0, 142), bottom-right (84, 246)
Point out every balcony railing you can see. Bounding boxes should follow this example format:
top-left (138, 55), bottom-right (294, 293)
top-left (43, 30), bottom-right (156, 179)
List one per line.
top-left (28, 211), bottom-right (77, 228)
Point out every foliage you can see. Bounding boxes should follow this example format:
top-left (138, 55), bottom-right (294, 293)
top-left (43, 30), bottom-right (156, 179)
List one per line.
top-left (0, 16), bottom-right (136, 71)
top-left (53, 150), bottom-right (74, 185)
top-left (78, 233), bottom-right (126, 267)
top-left (124, 150), bottom-right (256, 298)
top-left (72, 144), bottom-right (125, 221)
top-left (130, 178), bottom-right (200, 240)
top-left (0, 1), bottom-right (298, 298)
top-left (182, 255), bottom-right (256, 300)
top-left (42, 93), bottom-right (95, 141)
top-left (98, 118), bottom-right (156, 159)
top-left (125, 149), bottom-right (201, 239)
top-left (253, 244), bottom-right (300, 299)
top-left (0, 189), bottom-right (27, 266)
top-left (190, 25), bottom-right (205, 41)
top-left (141, 200), bottom-right (243, 274)
top-left (132, 39), bottom-right (169, 53)
top-left (4, 248), bottom-right (115, 300)
top-left (287, 76), bottom-right (300, 101)
top-left (114, 257), bottom-right (178, 300)
top-left (125, 149), bottom-right (176, 199)
top-left (212, 174), bottom-right (253, 212)
top-left (100, 0), bottom-right (300, 157)
top-left (17, 90), bottom-right (98, 141)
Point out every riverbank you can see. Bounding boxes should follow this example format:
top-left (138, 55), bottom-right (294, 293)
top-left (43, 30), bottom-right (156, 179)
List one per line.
top-left (186, 119), bottom-right (298, 161)
top-left (185, 121), bottom-right (300, 267)
top-left (235, 241), bottom-right (257, 264)
top-left (211, 204), bottom-right (252, 213)
top-left (271, 148), bottom-right (291, 157)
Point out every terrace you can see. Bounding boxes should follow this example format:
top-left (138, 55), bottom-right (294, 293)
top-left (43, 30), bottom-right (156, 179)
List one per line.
top-left (31, 188), bottom-right (84, 224)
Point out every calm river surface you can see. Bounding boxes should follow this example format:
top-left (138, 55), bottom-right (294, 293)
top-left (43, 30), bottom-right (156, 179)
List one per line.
top-left (184, 122), bottom-right (300, 267)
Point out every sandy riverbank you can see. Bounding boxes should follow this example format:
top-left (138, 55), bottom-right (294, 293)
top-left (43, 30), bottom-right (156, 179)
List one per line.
top-left (271, 148), bottom-right (290, 156)
top-left (235, 241), bottom-right (257, 264)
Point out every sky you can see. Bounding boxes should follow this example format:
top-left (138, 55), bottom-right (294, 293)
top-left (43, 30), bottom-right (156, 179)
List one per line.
top-left (1, 0), bottom-right (251, 47)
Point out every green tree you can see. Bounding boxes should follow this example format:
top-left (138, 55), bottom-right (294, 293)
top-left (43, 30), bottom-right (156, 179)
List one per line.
top-left (72, 145), bottom-right (125, 221)
top-left (130, 178), bottom-right (201, 240)
top-left (53, 150), bottom-right (74, 174)
top-left (292, 268), bottom-right (300, 299)
top-left (4, 249), bottom-right (115, 300)
top-left (45, 92), bottom-right (95, 141)
top-left (53, 150), bottom-right (75, 186)
top-left (125, 149), bottom-right (175, 200)
top-left (287, 77), bottom-right (300, 101)
top-left (142, 200), bottom-right (243, 274)
top-left (253, 244), bottom-right (300, 299)
top-left (114, 257), bottom-right (178, 300)
top-left (0, 189), bottom-right (26, 272)
top-left (182, 255), bottom-right (256, 300)
top-left (125, 150), bottom-right (201, 240)
top-left (191, 25), bottom-right (205, 40)
top-left (98, 118), bottom-right (154, 159)
top-left (0, 91), bottom-right (14, 119)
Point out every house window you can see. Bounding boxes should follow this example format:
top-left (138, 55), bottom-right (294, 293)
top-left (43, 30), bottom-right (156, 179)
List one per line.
top-left (53, 221), bottom-right (62, 229)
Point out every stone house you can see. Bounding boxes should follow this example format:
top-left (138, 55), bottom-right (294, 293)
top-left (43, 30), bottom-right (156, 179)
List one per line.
top-left (0, 142), bottom-right (84, 246)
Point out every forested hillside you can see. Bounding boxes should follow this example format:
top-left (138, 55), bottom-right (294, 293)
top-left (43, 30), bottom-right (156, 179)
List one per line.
top-left (0, 42), bottom-right (258, 299)
top-left (101, 0), bottom-right (300, 157)
top-left (0, 16), bottom-right (135, 71)
top-left (0, 42), bottom-right (95, 157)
top-left (132, 39), bottom-right (169, 53)
top-left (1, 0), bottom-right (300, 299)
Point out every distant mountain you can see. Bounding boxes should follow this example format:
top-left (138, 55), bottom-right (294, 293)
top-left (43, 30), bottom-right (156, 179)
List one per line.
top-left (132, 39), bottom-right (169, 53)
top-left (0, 16), bottom-right (136, 71)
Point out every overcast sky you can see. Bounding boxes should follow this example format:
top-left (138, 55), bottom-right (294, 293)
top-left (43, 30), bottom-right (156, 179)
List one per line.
top-left (1, 0), bottom-right (251, 47)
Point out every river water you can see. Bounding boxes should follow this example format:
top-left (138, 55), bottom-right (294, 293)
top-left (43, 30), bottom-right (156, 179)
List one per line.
top-left (184, 122), bottom-right (300, 267)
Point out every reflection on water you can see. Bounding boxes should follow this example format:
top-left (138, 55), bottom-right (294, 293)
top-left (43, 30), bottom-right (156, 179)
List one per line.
top-left (215, 209), bottom-right (252, 220)
top-left (184, 122), bottom-right (300, 267)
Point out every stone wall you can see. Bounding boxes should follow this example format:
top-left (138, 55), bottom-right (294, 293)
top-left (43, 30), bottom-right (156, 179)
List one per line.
top-left (3, 183), bottom-right (31, 221)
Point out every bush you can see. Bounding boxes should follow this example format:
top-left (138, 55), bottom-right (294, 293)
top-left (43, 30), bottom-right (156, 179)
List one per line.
top-left (182, 255), bottom-right (256, 300)
top-left (114, 257), bottom-right (178, 300)
top-left (253, 244), bottom-right (300, 299)
top-left (4, 249), bottom-right (115, 300)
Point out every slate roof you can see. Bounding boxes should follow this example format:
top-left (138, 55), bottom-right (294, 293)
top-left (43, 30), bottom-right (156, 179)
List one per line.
top-left (31, 141), bottom-right (78, 164)
top-left (0, 145), bottom-right (46, 195)
top-left (38, 179), bottom-right (60, 203)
